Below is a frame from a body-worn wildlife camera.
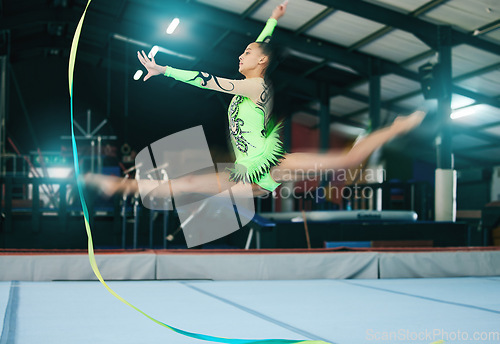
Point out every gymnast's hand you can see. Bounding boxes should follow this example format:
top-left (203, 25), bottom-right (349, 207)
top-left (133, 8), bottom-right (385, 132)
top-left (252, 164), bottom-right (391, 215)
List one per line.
top-left (137, 50), bottom-right (166, 81)
top-left (271, 0), bottom-right (288, 20)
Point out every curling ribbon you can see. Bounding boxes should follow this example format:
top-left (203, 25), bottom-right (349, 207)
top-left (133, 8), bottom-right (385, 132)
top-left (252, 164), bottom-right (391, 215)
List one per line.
top-left (68, 1), bottom-right (327, 343)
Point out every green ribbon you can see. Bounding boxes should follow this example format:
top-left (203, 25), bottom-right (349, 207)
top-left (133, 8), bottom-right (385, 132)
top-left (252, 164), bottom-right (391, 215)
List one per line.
top-left (68, 5), bottom-right (448, 344)
top-left (68, 1), bottom-right (327, 343)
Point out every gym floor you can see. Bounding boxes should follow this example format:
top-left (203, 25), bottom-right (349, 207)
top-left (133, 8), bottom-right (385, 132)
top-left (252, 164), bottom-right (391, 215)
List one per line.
top-left (1, 277), bottom-right (499, 344)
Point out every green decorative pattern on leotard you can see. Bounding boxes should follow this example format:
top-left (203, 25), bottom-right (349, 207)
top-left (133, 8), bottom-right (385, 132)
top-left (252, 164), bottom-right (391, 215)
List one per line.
top-left (228, 120), bottom-right (285, 186)
top-left (226, 95), bottom-right (285, 190)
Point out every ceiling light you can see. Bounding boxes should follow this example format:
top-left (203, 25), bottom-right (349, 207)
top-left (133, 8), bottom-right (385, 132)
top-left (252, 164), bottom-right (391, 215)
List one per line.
top-left (166, 18), bottom-right (180, 35)
top-left (148, 45), bottom-right (159, 58)
top-left (327, 62), bottom-right (359, 75)
top-left (451, 94), bottom-right (475, 110)
top-left (133, 70), bottom-right (143, 81)
top-left (450, 105), bottom-right (478, 120)
top-left (288, 49), bottom-right (323, 63)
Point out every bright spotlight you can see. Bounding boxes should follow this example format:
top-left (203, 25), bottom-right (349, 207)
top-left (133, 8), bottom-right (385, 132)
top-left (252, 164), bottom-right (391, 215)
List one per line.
top-left (166, 18), bottom-right (180, 34)
top-left (148, 45), bottom-right (159, 58)
top-left (451, 94), bottom-right (475, 110)
top-left (133, 70), bottom-right (143, 81)
top-left (451, 105), bottom-right (478, 120)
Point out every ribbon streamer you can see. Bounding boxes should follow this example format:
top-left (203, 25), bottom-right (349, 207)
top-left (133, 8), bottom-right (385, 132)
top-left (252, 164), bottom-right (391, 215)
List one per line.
top-left (68, 1), bottom-right (326, 343)
top-left (68, 5), bottom-right (447, 344)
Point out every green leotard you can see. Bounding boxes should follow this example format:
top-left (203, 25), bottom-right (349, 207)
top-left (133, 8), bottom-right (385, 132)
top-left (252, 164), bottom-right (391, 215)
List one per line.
top-left (163, 19), bottom-right (285, 192)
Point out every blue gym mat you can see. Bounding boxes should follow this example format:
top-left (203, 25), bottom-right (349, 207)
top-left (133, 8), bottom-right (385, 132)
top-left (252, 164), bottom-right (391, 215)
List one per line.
top-left (1, 278), bottom-right (499, 344)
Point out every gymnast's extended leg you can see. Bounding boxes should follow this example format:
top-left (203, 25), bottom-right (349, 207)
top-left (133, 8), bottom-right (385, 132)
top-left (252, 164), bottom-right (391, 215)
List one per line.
top-left (84, 170), bottom-right (269, 198)
top-left (270, 110), bottom-right (425, 183)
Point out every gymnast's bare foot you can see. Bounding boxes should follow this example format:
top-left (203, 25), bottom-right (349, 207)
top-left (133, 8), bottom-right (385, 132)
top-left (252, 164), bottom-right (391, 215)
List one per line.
top-left (391, 110), bottom-right (426, 134)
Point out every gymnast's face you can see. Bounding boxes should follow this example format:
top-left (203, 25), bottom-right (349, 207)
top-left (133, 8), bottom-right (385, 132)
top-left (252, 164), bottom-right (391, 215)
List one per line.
top-left (238, 43), bottom-right (268, 77)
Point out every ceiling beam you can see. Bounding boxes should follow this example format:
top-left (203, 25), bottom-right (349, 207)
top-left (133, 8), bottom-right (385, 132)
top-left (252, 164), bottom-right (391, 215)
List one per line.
top-left (411, 0), bottom-right (451, 16)
top-left (453, 123), bottom-right (500, 145)
top-left (294, 8), bottom-right (336, 36)
top-left (241, 0), bottom-right (267, 19)
top-left (309, 0), bottom-right (438, 45)
top-left (400, 50), bottom-right (436, 67)
top-left (348, 27), bottom-right (393, 52)
top-left (309, 0), bottom-right (500, 56)
top-left (472, 18), bottom-right (500, 37)
top-left (453, 62), bottom-right (500, 83)
top-left (474, 120), bottom-right (500, 131)
top-left (452, 29), bottom-right (500, 56)
top-left (452, 85), bottom-right (500, 108)
top-left (343, 60), bottom-right (500, 119)
top-left (347, 0), bottom-right (449, 52)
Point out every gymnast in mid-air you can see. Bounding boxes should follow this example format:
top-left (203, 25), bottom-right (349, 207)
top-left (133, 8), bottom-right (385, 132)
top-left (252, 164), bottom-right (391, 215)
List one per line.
top-left (88, 0), bottom-right (425, 197)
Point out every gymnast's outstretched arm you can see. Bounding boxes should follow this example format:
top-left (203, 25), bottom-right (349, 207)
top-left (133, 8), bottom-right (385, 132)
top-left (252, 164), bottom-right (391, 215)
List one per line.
top-left (162, 65), bottom-right (266, 100)
top-left (137, 51), bottom-right (266, 101)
